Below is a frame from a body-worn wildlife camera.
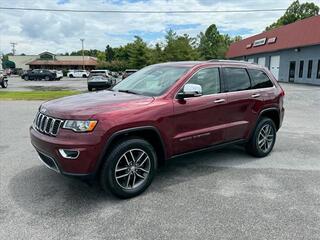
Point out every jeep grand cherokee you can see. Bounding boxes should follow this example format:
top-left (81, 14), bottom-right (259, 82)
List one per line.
top-left (30, 60), bottom-right (285, 198)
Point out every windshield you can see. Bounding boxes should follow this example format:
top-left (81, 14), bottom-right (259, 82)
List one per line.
top-left (113, 65), bottom-right (189, 96)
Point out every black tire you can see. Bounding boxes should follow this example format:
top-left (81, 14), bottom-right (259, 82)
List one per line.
top-left (82, 74), bottom-right (87, 78)
top-left (88, 86), bottom-right (93, 91)
top-left (245, 117), bottom-right (276, 157)
top-left (24, 76), bottom-right (29, 81)
top-left (69, 74), bottom-right (73, 78)
top-left (45, 76), bottom-right (50, 81)
top-left (100, 138), bottom-right (157, 198)
top-left (1, 80), bottom-right (8, 88)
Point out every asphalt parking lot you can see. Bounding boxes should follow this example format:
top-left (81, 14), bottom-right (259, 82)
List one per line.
top-left (4, 75), bottom-right (88, 91)
top-left (0, 83), bottom-right (320, 239)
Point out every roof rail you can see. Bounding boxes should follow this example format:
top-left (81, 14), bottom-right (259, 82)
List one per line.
top-left (208, 59), bottom-right (258, 64)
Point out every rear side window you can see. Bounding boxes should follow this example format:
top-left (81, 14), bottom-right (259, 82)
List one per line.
top-left (222, 68), bottom-right (251, 92)
top-left (248, 69), bottom-right (273, 89)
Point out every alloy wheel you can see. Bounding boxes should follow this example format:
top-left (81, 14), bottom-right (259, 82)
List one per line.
top-left (114, 148), bottom-right (151, 190)
top-left (257, 124), bottom-right (275, 153)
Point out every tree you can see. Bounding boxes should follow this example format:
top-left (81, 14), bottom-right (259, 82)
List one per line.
top-left (198, 24), bottom-right (225, 59)
top-left (266, 0), bottom-right (319, 30)
top-left (163, 30), bottom-right (198, 61)
top-left (105, 45), bottom-right (114, 62)
top-left (127, 36), bottom-right (150, 69)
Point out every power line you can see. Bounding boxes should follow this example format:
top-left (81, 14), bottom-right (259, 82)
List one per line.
top-left (0, 6), bottom-right (287, 14)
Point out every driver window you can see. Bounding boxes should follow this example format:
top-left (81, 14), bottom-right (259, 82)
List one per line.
top-left (186, 68), bottom-right (220, 95)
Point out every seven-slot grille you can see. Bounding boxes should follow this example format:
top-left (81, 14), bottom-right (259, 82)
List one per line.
top-left (34, 112), bottom-right (63, 136)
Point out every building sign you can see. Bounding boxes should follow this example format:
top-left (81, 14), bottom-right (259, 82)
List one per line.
top-left (267, 37), bottom-right (277, 44)
top-left (253, 38), bottom-right (266, 47)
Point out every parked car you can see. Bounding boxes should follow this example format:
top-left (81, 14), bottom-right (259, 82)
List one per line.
top-left (21, 69), bottom-right (57, 81)
top-left (0, 70), bottom-right (8, 88)
top-left (50, 70), bottom-right (63, 80)
top-left (67, 70), bottom-right (89, 78)
top-left (89, 69), bottom-right (110, 78)
top-left (87, 75), bottom-right (113, 91)
top-left (122, 69), bottom-right (138, 80)
top-left (30, 60), bottom-right (285, 198)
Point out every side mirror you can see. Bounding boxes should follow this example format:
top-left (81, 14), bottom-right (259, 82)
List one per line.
top-left (177, 83), bottom-right (202, 99)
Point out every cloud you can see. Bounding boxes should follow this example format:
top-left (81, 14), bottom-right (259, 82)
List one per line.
top-left (0, 0), bottom-right (319, 54)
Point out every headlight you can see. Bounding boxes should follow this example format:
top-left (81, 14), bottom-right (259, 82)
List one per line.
top-left (62, 120), bottom-right (97, 132)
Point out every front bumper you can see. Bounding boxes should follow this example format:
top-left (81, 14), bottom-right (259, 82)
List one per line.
top-left (30, 126), bottom-right (104, 176)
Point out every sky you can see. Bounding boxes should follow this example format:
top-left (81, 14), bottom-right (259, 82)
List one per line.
top-left (0, 0), bottom-right (319, 55)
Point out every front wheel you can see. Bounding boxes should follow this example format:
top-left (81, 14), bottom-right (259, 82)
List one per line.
top-left (1, 80), bottom-right (8, 88)
top-left (100, 138), bottom-right (157, 198)
top-left (245, 117), bottom-right (276, 157)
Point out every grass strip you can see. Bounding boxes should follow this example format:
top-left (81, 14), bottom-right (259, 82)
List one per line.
top-left (0, 90), bottom-right (81, 100)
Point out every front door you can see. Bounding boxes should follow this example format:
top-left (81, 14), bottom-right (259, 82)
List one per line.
top-left (270, 55), bottom-right (280, 80)
top-left (172, 67), bottom-right (227, 155)
top-left (289, 61), bottom-right (296, 82)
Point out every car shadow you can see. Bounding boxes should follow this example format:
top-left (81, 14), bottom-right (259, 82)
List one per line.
top-left (8, 145), bottom-right (258, 218)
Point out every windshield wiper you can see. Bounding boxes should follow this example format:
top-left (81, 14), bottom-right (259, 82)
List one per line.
top-left (117, 89), bottom-right (140, 95)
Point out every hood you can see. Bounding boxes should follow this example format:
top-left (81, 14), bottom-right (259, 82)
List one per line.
top-left (41, 90), bottom-right (154, 119)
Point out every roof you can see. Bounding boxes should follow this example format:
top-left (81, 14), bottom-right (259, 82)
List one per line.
top-left (26, 58), bottom-right (97, 66)
top-left (226, 15), bottom-right (320, 58)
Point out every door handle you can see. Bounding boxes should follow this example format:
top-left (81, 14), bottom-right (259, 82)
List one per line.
top-left (214, 99), bottom-right (226, 103)
top-left (251, 93), bottom-right (261, 98)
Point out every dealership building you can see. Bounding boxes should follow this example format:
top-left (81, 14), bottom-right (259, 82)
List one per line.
top-left (226, 16), bottom-right (320, 85)
top-left (9, 51), bottom-right (98, 70)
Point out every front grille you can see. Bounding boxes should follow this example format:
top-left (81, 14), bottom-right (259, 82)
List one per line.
top-left (34, 112), bottom-right (63, 136)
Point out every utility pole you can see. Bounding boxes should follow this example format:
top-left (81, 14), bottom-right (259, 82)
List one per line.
top-left (80, 39), bottom-right (85, 70)
top-left (10, 42), bottom-right (17, 55)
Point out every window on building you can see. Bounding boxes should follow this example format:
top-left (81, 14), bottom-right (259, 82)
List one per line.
top-left (307, 60), bottom-right (313, 78)
top-left (299, 61), bottom-right (304, 78)
top-left (222, 68), bottom-right (251, 92)
top-left (317, 60), bottom-right (320, 79)
top-left (186, 68), bottom-right (220, 95)
top-left (248, 69), bottom-right (273, 89)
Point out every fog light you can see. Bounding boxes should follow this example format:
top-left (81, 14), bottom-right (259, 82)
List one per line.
top-left (59, 149), bottom-right (79, 159)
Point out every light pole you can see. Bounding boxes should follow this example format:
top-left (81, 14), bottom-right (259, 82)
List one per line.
top-left (80, 39), bottom-right (85, 70)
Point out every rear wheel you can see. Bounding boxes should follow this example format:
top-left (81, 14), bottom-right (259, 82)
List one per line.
top-left (82, 74), bottom-right (87, 78)
top-left (88, 86), bottom-right (93, 91)
top-left (24, 76), bottom-right (29, 81)
top-left (245, 117), bottom-right (276, 157)
top-left (100, 138), bottom-right (157, 198)
top-left (69, 74), bottom-right (73, 78)
top-left (45, 76), bottom-right (50, 81)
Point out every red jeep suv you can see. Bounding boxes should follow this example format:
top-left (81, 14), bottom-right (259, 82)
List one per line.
top-left (30, 60), bottom-right (285, 198)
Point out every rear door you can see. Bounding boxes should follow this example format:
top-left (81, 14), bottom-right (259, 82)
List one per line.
top-left (222, 67), bottom-right (262, 141)
top-left (172, 67), bottom-right (227, 154)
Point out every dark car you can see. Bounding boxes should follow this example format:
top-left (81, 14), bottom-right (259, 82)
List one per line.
top-left (0, 70), bottom-right (8, 88)
top-left (122, 69), bottom-right (138, 80)
top-left (30, 60), bottom-right (285, 198)
top-left (87, 75), bottom-right (113, 91)
top-left (22, 69), bottom-right (57, 81)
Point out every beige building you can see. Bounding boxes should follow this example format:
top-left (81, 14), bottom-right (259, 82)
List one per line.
top-left (9, 52), bottom-right (98, 70)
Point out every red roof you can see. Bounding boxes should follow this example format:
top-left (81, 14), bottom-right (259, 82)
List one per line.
top-left (226, 15), bottom-right (320, 58)
top-left (26, 59), bottom-right (97, 66)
